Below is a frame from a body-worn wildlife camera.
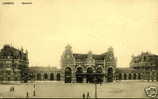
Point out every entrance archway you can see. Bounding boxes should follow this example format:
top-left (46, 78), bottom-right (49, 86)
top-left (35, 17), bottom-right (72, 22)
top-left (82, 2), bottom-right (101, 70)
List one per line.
top-left (86, 67), bottom-right (94, 83)
top-left (118, 73), bottom-right (122, 80)
top-left (124, 73), bottom-right (127, 80)
top-left (76, 67), bottom-right (83, 83)
top-left (133, 73), bottom-right (137, 80)
top-left (96, 67), bottom-right (103, 83)
top-left (138, 73), bottom-right (141, 80)
top-left (128, 73), bottom-right (132, 80)
top-left (50, 73), bottom-right (54, 80)
top-left (44, 73), bottom-right (48, 80)
top-left (57, 73), bottom-right (61, 81)
top-left (37, 73), bottom-right (41, 80)
top-left (65, 67), bottom-right (72, 83)
top-left (107, 67), bottom-right (113, 82)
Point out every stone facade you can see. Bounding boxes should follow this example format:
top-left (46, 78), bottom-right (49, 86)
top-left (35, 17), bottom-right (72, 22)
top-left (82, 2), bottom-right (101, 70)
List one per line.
top-left (0, 44), bottom-right (157, 83)
top-left (61, 45), bottom-right (117, 83)
top-left (29, 66), bottom-right (61, 81)
top-left (0, 45), bottom-right (29, 83)
top-left (114, 52), bottom-right (158, 81)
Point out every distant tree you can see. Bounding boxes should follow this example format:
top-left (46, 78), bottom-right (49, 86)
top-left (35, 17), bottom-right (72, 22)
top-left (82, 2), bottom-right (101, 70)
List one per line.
top-left (19, 64), bottom-right (29, 83)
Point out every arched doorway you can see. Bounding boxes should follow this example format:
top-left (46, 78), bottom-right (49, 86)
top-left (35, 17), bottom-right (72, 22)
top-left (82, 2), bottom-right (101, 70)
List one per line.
top-left (128, 73), bottom-right (132, 80)
top-left (65, 67), bottom-right (72, 83)
top-left (156, 72), bottom-right (158, 81)
top-left (133, 73), bottom-right (137, 80)
top-left (50, 73), bottom-right (54, 80)
top-left (118, 73), bottom-right (122, 80)
top-left (86, 67), bottom-right (94, 83)
top-left (96, 67), bottom-right (103, 83)
top-left (124, 73), bottom-right (127, 80)
top-left (107, 67), bottom-right (113, 82)
top-left (138, 73), bottom-right (141, 80)
top-left (37, 73), bottom-right (41, 80)
top-left (76, 67), bottom-right (83, 83)
top-left (57, 73), bottom-right (61, 81)
top-left (44, 73), bottom-right (48, 80)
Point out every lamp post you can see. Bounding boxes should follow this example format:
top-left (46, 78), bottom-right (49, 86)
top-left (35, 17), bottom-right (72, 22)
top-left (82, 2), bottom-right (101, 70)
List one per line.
top-left (94, 76), bottom-right (97, 99)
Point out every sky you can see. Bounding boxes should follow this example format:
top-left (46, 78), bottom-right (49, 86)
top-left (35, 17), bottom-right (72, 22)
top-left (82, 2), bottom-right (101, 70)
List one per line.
top-left (0, 0), bottom-right (158, 68)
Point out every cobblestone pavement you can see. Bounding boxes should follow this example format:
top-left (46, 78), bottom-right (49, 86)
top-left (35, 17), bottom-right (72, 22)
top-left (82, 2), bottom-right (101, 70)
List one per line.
top-left (0, 80), bottom-right (158, 98)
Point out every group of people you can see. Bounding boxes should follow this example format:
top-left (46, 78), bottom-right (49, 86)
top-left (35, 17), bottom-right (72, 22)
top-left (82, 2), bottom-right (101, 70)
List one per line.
top-left (9, 83), bottom-right (36, 98)
top-left (82, 92), bottom-right (90, 99)
top-left (26, 84), bottom-right (36, 98)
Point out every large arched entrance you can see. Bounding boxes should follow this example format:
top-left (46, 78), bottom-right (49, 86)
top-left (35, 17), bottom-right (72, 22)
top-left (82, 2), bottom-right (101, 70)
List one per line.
top-left (44, 73), bottom-right (48, 80)
top-left (57, 73), bottom-right (61, 81)
top-left (118, 73), bottom-right (122, 80)
top-left (107, 67), bottom-right (113, 82)
top-left (133, 73), bottom-right (137, 80)
top-left (96, 67), bottom-right (103, 83)
top-left (86, 67), bottom-right (94, 83)
top-left (124, 73), bottom-right (127, 80)
top-left (50, 73), bottom-right (54, 80)
top-left (138, 73), bottom-right (141, 80)
top-left (76, 67), bottom-right (83, 83)
top-left (128, 73), bottom-right (132, 80)
top-left (37, 73), bottom-right (42, 80)
top-left (65, 67), bottom-right (72, 83)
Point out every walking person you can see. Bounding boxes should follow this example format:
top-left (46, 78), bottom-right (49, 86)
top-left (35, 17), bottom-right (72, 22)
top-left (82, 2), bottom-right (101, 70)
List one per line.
top-left (33, 90), bottom-right (36, 96)
top-left (87, 92), bottom-right (90, 99)
top-left (10, 86), bottom-right (14, 97)
top-left (26, 91), bottom-right (29, 98)
top-left (82, 93), bottom-right (85, 99)
top-left (33, 83), bottom-right (36, 96)
top-left (34, 84), bottom-right (36, 89)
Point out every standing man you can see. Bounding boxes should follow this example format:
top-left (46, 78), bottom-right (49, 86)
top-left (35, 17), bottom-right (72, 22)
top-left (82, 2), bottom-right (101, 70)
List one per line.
top-left (87, 92), bottom-right (90, 99)
top-left (33, 83), bottom-right (36, 96)
top-left (82, 93), bottom-right (85, 99)
top-left (26, 92), bottom-right (29, 98)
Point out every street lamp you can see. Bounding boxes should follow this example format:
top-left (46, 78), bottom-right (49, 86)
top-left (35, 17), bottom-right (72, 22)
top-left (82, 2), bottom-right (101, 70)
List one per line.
top-left (94, 76), bottom-right (97, 99)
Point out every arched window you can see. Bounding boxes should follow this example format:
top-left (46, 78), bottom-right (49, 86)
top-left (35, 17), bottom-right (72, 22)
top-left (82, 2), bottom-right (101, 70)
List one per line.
top-left (65, 67), bottom-right (72, 83)
top-left (124, 73), bottom-right (127, 80)
top-left (44, 73), bottom-right (48, 80)
top-left (57, 73), bottom-right (61, 81)
top-left (50, 73), bottom-right (54, 80)
top-left (37, 73), bottom-right (41, 80)
top-left (128, 73), bottom-right (132, 80)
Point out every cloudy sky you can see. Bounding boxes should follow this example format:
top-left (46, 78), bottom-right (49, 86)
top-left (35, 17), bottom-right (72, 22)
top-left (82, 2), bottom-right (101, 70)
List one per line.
top-left (0, 0), bottom-right (158, 68)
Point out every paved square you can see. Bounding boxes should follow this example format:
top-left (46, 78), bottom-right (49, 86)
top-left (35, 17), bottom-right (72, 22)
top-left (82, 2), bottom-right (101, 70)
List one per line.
top-left (0, 80), bottom-right (158, 98)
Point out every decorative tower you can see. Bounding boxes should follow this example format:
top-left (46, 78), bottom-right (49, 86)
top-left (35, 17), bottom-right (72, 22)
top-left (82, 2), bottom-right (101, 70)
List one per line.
top-left (61, 45), bottom-right (75, 83)
top-left (61, 45), bottom-right (75, 67)
top-left (86, 51), bottom-right (95, 67)
top-left (104, 47), bottom-right (117, 82)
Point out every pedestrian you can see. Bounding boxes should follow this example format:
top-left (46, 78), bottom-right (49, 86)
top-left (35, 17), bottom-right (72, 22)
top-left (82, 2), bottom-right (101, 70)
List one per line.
top-left (34, 84), bottom-right (35, 89)
top-left (87, 92), bottom-right (90, 99)
top-left (12, 86), bottom-right (14, 92)
top-left (82, 93), bottom-right (85, 99)
top-left (10, 86), bottom-right (14, 92)
top-left (33, 90), bottom-right (36, 96)
top-left (26, 92), bottom-right (29, 98)
top-left (10, 86), bottom-right (14, 97)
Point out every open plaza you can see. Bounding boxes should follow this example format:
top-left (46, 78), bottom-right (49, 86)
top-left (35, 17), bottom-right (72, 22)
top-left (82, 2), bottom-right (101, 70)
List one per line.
top-left (0, 80), bottom-right (158, 98)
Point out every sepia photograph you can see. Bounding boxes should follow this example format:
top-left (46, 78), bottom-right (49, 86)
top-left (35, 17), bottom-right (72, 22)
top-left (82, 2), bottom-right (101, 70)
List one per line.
top-left (0, 0), bottom-right (158, 98)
